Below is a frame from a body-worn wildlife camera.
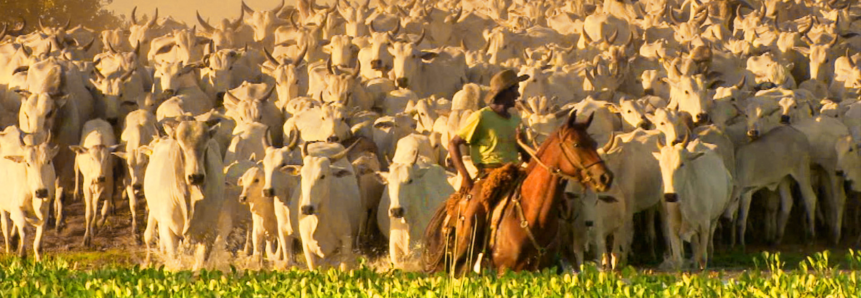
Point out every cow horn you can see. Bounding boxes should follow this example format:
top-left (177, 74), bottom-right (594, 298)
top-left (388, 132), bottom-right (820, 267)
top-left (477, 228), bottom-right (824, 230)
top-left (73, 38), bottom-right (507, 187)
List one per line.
top-left (145, 9), bottom-right (159, 28)
top-left (0, 25), bottom-right (7, 42)
top-left (263, 47), bottom-right (280, 66)
top-left (120, 67), bottom-right (136, 81)
top-left (131, 6), bottom-right (138, 25)
top-left (582, 31), bottom-right (593, 44)
top-left (798, 21), bottom-right (812, 36)
top-left (326, 57), bottom-right (334, 74)
top-left (63, 18), bottom-right (71, 31)
top-left (451, 8), bottom-right (462, 23)
top-left (294, 44), bottom-right (308, 66)
top-left (301, 141), bottom-right (311, 159)
top-left (625, 31), bottom-right (634, 47)
top-left (39, 18), bottom-right (46, 33)
top-left (82, 37), bottom-right (96, 52)
top-left (411, 150), bottom-right (420, 165)
top-left (10, 17), bottom-right (25, 35)
top-left (460, 39), bottom-right (468, 51)
top-left (602, 131), bottom-right (617, 152)
top-left (286, 126), bottom-right (300, 151)
top-left (482, 38), bottom-right (492, 53)
top-left (273, 0), bottom-right (285, 13)
top-left (412, 28), bottom-right (425, 46)
top-left (93, 66), bottom-right (105, 80)
top-left (196, 11), bottom-right (215, 32)
top-left (606, 29), bottom-right (619, 44)
top-left (241, 0), bottom-right (254, 14)
top-left (351, 61), bottom-right (361, 79)
top-left (667, 5), bottom-right (681, 25)
top-left (680, 129), bottom-right (690, 147)
top-left (756, 6), bottom-right (765, 20)
top-left (542, 50), bottom-right (554, 65)
top-left (827, 35), bottom-right (839, 48)
top-left (847, 49), bottom-right (856, 68)
top-left (736, 76), bottom-right (746, 89)
top-left (369, 20), bottom-right (377, 33)
top-left (289, 10), bottom-right (300, 29)
top-left (258, 86), bottom-right (276, 102)
top-left (802, 34), bottom-right (814, 46)
top-left (392, 20), bottom-right (401, 36)
top-left (328, 140), bottom-right (358, 162)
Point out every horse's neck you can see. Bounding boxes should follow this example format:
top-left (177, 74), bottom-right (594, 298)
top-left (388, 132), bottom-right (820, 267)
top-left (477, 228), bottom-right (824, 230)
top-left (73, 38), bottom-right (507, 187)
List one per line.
top-left (520, 141), bottom-right (564, 224)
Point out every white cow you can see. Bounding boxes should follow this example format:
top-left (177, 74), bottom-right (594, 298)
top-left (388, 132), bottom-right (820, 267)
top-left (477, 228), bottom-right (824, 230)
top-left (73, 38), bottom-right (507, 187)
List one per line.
top-left (376, 160), bottom-right (453, 268)
top-left (0, 128), bottom-right (58, 261)
top-left (70, 119), bottom-right (117, 247)
top-left (260, 144), bottom-right (302, 263)
top-left (653, 138), bottom-right (733, 270)
top-left (284, 142), bottom-right (362, 270)
top-left (113, 109), bottom-right (159, 242)
top-left (142, 120), bottom-right (225, 269)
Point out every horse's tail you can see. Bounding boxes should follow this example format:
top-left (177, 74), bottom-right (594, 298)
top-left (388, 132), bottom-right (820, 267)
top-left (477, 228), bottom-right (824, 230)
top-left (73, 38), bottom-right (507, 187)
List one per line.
top-left (421, 204), bottom-right (449, 273)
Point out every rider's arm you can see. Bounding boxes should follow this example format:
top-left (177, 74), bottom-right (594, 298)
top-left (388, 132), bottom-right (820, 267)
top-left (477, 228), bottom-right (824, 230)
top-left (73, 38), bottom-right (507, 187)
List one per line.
top-left (449, 135), bottom-right (473, 191)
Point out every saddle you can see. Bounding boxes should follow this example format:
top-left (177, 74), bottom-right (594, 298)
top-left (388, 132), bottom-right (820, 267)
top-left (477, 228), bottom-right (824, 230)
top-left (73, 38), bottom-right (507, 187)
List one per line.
top-left (422, 163), bottom-right (524, 273)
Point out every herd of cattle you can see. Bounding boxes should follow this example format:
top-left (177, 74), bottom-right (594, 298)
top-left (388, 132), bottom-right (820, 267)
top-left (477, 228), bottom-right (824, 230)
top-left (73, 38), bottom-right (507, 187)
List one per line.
top-left (0, 0), bottom-right (859, 271)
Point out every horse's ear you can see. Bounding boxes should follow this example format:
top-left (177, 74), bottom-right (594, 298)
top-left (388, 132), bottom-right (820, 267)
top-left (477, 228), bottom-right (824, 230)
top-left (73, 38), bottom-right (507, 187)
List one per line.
top-left (566, 109), bottom-right (578, 127)
top-left (582, 112), bottom-right (595, 128)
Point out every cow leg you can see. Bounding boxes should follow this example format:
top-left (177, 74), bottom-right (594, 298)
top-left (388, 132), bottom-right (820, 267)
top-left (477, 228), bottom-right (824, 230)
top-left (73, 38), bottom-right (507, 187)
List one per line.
top-left (159, 223), bottom-right (178, 261)
top-left (697, 225), bottom-right (710, 270)
top-left (143, 214), bottom-right (157, 266)
top-left (594, 229), bottom-right (606, 270)
top-left (658, 201), bottom-right (673, 260)
top-left (0, 212), bottom-right (10, 253)
top-left (126, 186), bottom-right (140, 244)
top-left (792, 170), bottom-right (819, 242)
top-left (644, 208), bottom-right (658, 262)
top-left (340, 235), bottom-right (353, 270)
top-left (15, 221), bottom-right (26, 258)
top-left (665, 202), bottom-right (684, 270)
top-left (775, 180), bottom-right (794, 245)
top-left (763, 190), bottom-right (779, 244)
top-left (825, 173), bottom-right (846, 245)
top-left (99, 192), bottom-right (111, 229)
top-left (83, 190), bottom-right (94, 247)
top-left (737, 191), bottom-right (755, 248)
top-left (54, 188), bottom-right (65, 233)
top-left (303, 242), bottom-right (318, 270)
top-left (34, 220), bottom-right (45, 262)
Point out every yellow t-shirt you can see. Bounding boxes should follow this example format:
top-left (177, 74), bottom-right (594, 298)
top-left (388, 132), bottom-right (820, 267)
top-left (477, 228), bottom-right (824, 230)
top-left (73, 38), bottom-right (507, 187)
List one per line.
top-left (457, 107), bottom-right (522, 165)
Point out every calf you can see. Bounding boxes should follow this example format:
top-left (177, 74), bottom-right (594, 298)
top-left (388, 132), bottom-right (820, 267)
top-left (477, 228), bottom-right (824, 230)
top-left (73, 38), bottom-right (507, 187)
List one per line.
top-left (71, 119), bottom-right (117, 247)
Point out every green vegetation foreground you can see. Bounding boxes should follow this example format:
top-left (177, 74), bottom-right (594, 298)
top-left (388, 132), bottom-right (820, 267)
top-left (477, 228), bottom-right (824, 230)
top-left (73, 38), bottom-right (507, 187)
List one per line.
top-left (2, 251), bottom-right (861, 297)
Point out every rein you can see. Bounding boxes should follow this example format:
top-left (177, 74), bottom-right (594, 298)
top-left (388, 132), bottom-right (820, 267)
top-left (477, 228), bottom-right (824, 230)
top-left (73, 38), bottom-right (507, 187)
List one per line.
top-left (517, 130), bottom-right (604, 184)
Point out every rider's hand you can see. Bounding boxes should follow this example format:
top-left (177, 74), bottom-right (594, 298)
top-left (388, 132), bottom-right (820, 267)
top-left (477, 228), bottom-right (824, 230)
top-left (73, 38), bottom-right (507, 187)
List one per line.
top-left (461, 176), bottom-right (474, 192)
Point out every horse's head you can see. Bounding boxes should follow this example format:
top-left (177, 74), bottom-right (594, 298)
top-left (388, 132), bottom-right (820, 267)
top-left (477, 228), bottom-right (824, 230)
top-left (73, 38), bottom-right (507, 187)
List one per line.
top-left (555, 111), bottom-right (614, 192)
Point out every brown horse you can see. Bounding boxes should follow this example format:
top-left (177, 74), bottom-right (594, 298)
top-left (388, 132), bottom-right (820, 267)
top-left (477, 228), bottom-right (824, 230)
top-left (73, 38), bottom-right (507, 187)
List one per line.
top-left (422, 111), bottom-right (614, 273)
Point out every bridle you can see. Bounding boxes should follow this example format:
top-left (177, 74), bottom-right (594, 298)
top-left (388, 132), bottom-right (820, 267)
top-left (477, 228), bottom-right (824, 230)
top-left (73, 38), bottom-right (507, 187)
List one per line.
top-left (519, 128), bottom-right (605, 184)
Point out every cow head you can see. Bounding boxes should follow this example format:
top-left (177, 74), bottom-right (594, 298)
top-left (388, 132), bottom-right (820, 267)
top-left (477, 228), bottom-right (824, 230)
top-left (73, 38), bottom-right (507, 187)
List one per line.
top-left (165, 120), bottom-right (219, 186)
top-left (114, 147), bottom-right (149, 199)
top-left (128, 7), bottom-right (160, 63)
top-left (154, 61), bottom-right (199, 98)
top-left (285, 143), bottom-right (354, 216)
top-left (383, 162), bottom-right (432, 223)
top-left (794, 33), bottom-right (839, 82)
top-left (324, 35), bottom-right (359, 68)
top-left (777, 96), bottom-right (812, 124)
top-left (388, 36), bottom-right (435, 90)
top-left (89, 66), bottom-right (138, 124)
top-left (197, 10), bottom-right (245, 49)
top-left (6, 141), bottom-right (59, 203)
top-left (835, 136), bottom-right (861, 192)
top-left (743, 99), bottom-right (780, 140)
top-left (483, 27), bottom-right (514, 65)
top-left (202, 48), bottom-right (242, 97)
top-left (261, 140), bottom-right (298, 198)
top-left (665, 69), bottom-right (710, 125)
top-left (364, 24), bottom-right (398, 72)
top-left (70, 140), bottom-right (117, 190)
top-left (224, 83), bottom-right (276, 124)
top-left (651, 108), bottom-right (689, 146)
top-left (237, 164), bottom-right (265, 204)
top-left (614, 98), bottom-right (653, 130)
top-left (653, 135), bottom-right (707, 203)
top-left (337, 0), bottom-right (371, 37)
top-left (242, 0), bottom-right (289, 44)
top-left (323, 60), bottom-right (361, 106)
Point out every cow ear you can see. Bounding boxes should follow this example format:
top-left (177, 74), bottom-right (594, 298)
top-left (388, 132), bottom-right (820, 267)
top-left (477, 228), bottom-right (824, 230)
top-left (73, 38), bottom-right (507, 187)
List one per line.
top-left (108, 144), bottom-right (122, 152)
top-left (279, 165), bottom-right (301, 175)
top-left (69, 145), bottom-right (87, 154)
top-left (419, 51), bottom-right (438, 60)
top-left (48, 145), bottom-right (60, 159)
top-left (162, 120), bottom-right (179, 138)
top-left (112, 151), bottom-right (128, 160)
top-left (651, 152), bottom-right (661, 160)
top-left (373, 171), bottom-right (388, 184)
top-left (249, 153), bottom-right (257, 162)
top-left (605, 103), bottom-right (620, 114)
top-left (598, 195), bottom-right (618, 203)
top-left (332, 167), bottom-right (353, 178)
top-left (4, 155), bottom-right (24, 163)
top-left (55, 94), bottom-right (70, 108)
top-left (687, 151), bottom-right (705, 161)
top-left (139, 145), bottom-right (154, 156)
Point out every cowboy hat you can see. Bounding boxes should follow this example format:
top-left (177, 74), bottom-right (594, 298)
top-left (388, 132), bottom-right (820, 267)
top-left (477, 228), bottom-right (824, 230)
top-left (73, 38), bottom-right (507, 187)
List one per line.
top-left (484, 69), bottom-right (529, 104)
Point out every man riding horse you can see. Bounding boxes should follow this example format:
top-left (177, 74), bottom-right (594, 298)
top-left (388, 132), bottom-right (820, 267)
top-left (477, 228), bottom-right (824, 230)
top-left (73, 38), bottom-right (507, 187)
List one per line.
top-left (423, 69), bottom-right (613, 274)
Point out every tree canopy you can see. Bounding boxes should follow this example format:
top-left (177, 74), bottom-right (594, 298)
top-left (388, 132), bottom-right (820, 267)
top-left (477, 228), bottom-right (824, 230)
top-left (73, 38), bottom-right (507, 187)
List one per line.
top-left (0, 0), bottom-right (122, 33)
